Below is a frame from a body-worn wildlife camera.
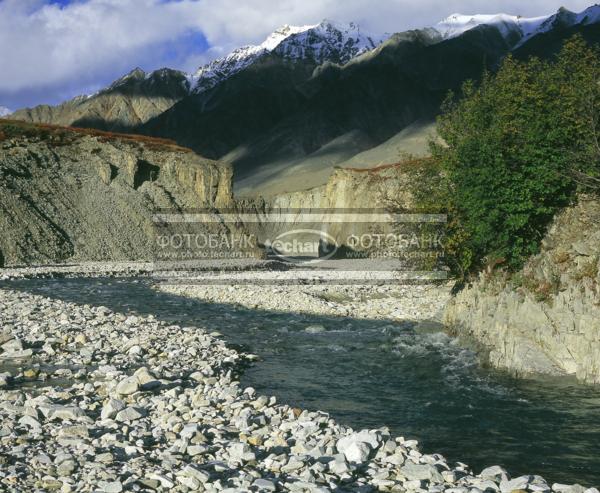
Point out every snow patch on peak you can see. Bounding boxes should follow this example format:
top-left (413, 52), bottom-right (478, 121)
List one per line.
top-left (0, 106), bottom-right (12, 117)
top-left (435, 13), bottom-right (548, 40)
top-left (435, 5), bottom-right (600, 47)
top-left (190, 23), bottom-right (317, 93)
top-left (261, 23), bottom-right (317, 51)
top-left (191, 20), bottom-right (386, 94)
top-left (275, 19), bottom-right (386, 64)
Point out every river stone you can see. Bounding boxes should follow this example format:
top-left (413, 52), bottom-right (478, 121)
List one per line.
top-left (98, 480), bottom-right (123, 493)
top-left (336, 436), bottom-right (372, 463)
top-left (305, 325), bottom-right (326, 334)
top-left (18, 415), bottom-right (42, 431)
top-left (101, 398), bottom-right (126, 420)
top-left (228, 442), bottom-right (256, 462)
top-left (57, 459), bottom-right (77, 475)
top-left (115, 376), bottom-right (139, 395)
top-left (50, 406), bottom-right (87, 422)
top-left (281, 457), bottom-right (304, 473)
top-left (500, 476), bottom-right (531, 493)
top-left (178, 476), bottom-right (200, 489)
top-left (180, 464), bottom-right (210, 483)
top-left (115, 406), bottom-right (144, 422)
top-left (336, 430), bottom-right (382, 463)
top-left (481, 465), bottom-right (510, 482)
top-left (1, 338), bottom-right (23, 352)
top-left (134, 367), bottom-right (160, 389)
top-left (353, 429), bottom-right (382, 448)
top-left (553, 485), bottom-right (587, 493)
top-left (401, 462), bottom-right (444, 483)
top-left (253, 479), bottom-right (277, 491)
top-left (0, 349), bottom-right (33, 359)
top-left (328, 456), bottom-right (351, 475)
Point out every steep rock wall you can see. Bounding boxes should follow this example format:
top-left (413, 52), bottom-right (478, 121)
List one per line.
top-left (444, 197), bottom-right (600, 384)
top-left (0, 123), bottom-right (233, 266)
top-left (241, 164), bottom-right (415, 248)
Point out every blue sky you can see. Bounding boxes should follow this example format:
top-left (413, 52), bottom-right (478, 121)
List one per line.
top-left (0, 0), bottom-right (596, 111)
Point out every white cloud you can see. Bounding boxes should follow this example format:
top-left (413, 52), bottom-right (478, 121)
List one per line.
top-left (0, 0), bottom-right (595, 108)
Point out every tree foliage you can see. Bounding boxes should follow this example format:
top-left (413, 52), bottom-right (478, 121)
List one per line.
top-left (426, 35), bottom-right (600, 274)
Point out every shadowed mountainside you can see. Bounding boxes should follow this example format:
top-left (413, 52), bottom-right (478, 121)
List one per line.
top-left (140, 27), bottom-right (513, 186)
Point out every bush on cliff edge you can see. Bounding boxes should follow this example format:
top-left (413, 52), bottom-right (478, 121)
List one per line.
top-left (424, 35), bottom-right (600, 275)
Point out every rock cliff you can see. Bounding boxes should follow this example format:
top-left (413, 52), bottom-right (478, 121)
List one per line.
top-left (444, 197), bottom-right (600, 384)
top-left (0, 121), bottom-right (233, 266)
top-left (241, 163), bottom-right (417, 250)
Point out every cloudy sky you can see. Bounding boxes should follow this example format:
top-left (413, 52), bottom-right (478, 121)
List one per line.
top-left (0, 0), bottom-right (595, 111)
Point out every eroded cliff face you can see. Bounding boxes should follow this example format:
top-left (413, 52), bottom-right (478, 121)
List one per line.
top-left (241, 164), bottom-right (415, 248)
top-left (0, 122), bottom-right (233, 266)
top-left (444, 197), bottom-right (600, 384)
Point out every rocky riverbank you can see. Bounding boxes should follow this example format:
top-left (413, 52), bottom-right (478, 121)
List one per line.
top-left (0, 262), bottom-right (154, 281)
top-left (444, 197), bottom-right (600, 384)
top-left (157, 282), bottom-right (451, 322)
top-left (0, 259), bottom-right (290, 281)
top-left (2, 287), bottom-right (597, 492)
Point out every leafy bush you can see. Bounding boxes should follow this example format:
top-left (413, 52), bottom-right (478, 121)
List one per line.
top-left (427, 35), bottom-right (600, 274)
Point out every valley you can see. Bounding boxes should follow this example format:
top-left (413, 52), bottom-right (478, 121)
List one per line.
top-left (1, 3), bottom-right (600, 492)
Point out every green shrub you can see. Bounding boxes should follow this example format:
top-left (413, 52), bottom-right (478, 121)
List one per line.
top-left (429, 35), bottom-right (600, 274)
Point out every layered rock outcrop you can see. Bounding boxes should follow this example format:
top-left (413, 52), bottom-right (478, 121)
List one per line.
top-left (241, 163), bottom-right (417, 249)
top-left (0, 122), bottom-right (233, 266)
top-left (444, 197), bottom-right (600, 383)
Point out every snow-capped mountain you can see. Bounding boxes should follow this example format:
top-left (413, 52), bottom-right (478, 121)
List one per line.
top-left (434, 13), bottom-right (548, 40)
top-left (0, 106), bottom-right (12, 117)
top-left (434, 4), bottom-right (600, 46)
top-left (518, 5), bottom-right (600, 44)
top-left (271, 20), bottom-right (385, 64)
top-left (191, 20), bottom-right (386, 93)
top-left (190, 24), bottom-right (312, 93)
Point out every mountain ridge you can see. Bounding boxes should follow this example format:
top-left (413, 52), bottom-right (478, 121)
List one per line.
top-left (12, 5), bottom-right (600, 130)
top-left (8, 5), bottom-right (600, 197)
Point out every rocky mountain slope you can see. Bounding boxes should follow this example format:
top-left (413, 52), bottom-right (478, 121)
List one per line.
top-left (10, 20), bottom-right (386, 132)
top-left (192, 20), bottom-right (386, 93)
top-left (444, 196), bottom-right (600, 384)
top-left (139, 6), bottom-right (600, 195)
top-left (9, 68), bottom-right (191, 132)
top-left (141, 26), bottom-right (509, 184)
top-left (0, 120), bottom-right (232, 266)
top-left (9, 6), bottom-right (600, 198)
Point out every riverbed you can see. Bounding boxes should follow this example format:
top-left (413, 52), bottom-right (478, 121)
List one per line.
top-left (3, 277), bottom-right (600, 487)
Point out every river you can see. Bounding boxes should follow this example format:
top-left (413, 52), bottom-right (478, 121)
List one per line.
top-left (3, 277), bottom-right (600, 486)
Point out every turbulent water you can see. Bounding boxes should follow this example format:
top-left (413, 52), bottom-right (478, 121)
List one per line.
top-left (3, 277), bottom-right (600, 486)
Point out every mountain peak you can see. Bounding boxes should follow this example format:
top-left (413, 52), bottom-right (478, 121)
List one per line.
top-left (190, 19), bottom-right (387, 94)
top-left (260, 23), bottom-right (316, 51)
top-left (434, 12), bottom-right (544, 40)
top-left (434, 5), bottom-right (600, 46)
top-left (107, 67), bottom-right (146, 90)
